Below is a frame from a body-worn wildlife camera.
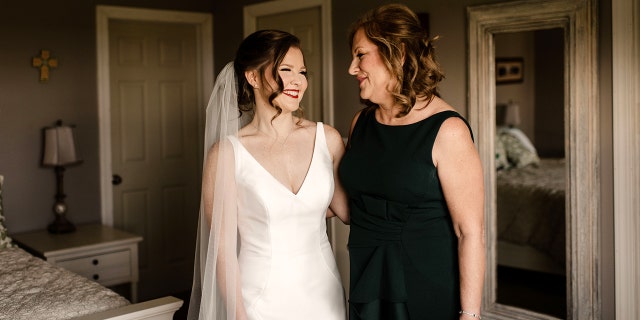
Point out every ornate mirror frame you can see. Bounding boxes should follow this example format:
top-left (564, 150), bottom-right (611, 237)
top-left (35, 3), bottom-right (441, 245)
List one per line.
top-left (467, 0), bottom-right (599, 319)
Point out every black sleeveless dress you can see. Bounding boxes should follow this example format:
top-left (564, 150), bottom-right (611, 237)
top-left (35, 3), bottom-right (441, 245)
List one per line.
top-left (338, 109), bottom-right (473, 320)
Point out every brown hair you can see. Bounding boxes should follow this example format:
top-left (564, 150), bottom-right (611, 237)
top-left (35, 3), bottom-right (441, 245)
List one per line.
top-left (349, 3), bottom-right (444, 117)
top-left (234, 29), bottom-right (305, 121)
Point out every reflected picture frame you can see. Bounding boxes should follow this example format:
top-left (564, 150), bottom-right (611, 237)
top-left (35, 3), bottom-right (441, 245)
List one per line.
top-left (496, 57), bottom-right (524, 84)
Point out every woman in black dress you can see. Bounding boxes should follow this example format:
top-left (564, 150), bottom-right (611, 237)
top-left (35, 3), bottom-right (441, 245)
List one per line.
top-left (338, 4), bottom-right (485, 320)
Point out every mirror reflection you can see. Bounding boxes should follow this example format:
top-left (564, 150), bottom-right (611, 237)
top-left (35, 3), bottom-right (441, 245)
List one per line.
top-left (494, 28), bottom-right (567, 318)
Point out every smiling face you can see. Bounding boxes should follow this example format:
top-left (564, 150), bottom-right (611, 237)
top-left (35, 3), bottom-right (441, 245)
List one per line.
top-left (260, 46), bottom-right (308, 113)
top-left (348, 28), bottom-right (396, 107)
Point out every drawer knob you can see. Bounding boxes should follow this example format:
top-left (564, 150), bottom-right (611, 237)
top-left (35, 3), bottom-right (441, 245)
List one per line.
top-left (92, 259), bottom-right (99, 265)
top-left (93, 274), bottom-right (100, 280)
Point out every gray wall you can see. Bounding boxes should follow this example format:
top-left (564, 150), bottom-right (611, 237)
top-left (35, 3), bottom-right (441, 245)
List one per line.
top-left (0, 0), bottom-right (614, 316)
top-left (0, 0), bottom-right (214, 233)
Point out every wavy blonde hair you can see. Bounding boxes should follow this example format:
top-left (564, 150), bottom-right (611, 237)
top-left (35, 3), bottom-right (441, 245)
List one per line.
top-left (349, 3), bottom-right (444, 117)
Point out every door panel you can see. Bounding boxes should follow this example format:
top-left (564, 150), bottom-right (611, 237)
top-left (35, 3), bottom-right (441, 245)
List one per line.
top-left (109, 19), bottom-right (199, 300)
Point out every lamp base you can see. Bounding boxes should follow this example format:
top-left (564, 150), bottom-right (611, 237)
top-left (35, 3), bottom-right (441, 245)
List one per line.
top-left (48, 215), bottom-right (76, 234)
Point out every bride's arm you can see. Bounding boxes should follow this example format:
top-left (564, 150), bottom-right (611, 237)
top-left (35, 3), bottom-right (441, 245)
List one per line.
top-left (203, 142), bottom-right (248, 319)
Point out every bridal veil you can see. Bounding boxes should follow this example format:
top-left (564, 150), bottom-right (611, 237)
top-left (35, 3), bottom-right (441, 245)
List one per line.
top-left (188, 62), bottom-right (251, 320)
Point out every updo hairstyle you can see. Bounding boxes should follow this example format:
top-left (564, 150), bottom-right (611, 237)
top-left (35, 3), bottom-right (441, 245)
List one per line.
top-left (234, 29), bottom-right (304, 119)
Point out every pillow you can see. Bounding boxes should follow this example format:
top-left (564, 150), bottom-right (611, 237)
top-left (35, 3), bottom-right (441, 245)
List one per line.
top-left (505, 127), bottom-right (537, 154)
top-left (495, 135), bottom-right (511, 170)
top-left (498, 127), bottom-right (540, 168)
top-left (0, 175), bottom-right (15, 248)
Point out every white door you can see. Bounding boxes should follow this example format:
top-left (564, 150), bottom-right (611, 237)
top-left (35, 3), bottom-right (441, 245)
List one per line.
top-left (257, 8), bottom-right (323, 122)
top-left (109, 19), bottom-right (200, 300)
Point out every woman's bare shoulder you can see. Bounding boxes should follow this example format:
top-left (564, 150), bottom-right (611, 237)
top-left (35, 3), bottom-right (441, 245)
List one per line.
top-left (319, 122), bottom-right (341, 138)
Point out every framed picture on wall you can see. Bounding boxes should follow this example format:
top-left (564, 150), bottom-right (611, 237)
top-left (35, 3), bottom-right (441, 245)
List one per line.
top-left (496, 57), bottom-right (524, 84)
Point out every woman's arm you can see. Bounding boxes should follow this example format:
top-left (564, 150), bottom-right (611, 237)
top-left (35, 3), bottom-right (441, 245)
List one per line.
top-left (202, 142), bottom-right (248, 319)
top-left (325, 109), bottom-right (363, 221)
top-left (324, 124), bottom-right (349, 224)
top-left (433, 117), bottom-right (485, 318)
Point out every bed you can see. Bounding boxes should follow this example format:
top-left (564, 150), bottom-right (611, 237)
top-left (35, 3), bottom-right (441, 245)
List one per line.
top-left (494, 128), bottom-right (566, 275)
top-left (0, 175), bottom-right (183, 320)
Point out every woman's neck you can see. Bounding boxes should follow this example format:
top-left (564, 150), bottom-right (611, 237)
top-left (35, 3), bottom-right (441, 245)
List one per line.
top-left (375, 96), bottom-right (437, 125)
top-left (251, 106), bottom-right (296, 141)
top-left (375, 103), bottom-right (404, 124)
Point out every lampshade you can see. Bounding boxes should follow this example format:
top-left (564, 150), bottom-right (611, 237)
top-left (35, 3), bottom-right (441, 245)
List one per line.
top-left (42, 123), bottom-right (81, 167)
top-left (504, 101), bottom-right (521, 127)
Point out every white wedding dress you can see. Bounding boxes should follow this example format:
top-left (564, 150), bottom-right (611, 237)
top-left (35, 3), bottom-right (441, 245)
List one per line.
top-left (227, 123), bottom-right (346, 320)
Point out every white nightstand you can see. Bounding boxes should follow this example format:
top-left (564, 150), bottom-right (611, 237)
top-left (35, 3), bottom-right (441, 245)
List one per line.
top-left (11, 224), bottom-right (143, 302)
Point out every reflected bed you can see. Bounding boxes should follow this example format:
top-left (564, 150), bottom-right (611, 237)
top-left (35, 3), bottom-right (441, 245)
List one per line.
top-left (496, 158), bottom-right (566, 275)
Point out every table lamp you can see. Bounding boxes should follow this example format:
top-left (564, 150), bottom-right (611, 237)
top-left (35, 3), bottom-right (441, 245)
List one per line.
top-left (42, 120), bottom-right (82, 233)
top-left (504, 101), bottom-right (522, 127)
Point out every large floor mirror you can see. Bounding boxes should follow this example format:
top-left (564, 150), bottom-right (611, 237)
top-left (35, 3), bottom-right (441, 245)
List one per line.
top-left (467, 0), bottom-right (599, 319)
top-left (493, 27), bottom-right (566, 318)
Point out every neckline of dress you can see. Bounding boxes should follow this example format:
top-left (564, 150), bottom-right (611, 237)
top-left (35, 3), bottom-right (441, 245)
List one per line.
top-left (233, 124), bottom-right (321, 196)
top-left (373, 110), bottom-right (456, 128)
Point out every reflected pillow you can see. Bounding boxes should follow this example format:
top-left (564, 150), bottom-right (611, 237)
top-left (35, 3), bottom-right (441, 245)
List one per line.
top-left (495, 135), bottom-right (511, 170)
top-left (498, 127), bottom-right (540, 168)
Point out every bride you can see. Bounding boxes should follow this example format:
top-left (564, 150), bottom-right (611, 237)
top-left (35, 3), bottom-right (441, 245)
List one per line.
top-left (187, 29), bottom-right (349, 320)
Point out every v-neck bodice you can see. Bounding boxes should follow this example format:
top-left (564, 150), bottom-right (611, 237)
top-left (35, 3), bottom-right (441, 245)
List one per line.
top-left (225, 122), bottom-right (345, 319)
top-left (230, 125), bottom-right (319, 196)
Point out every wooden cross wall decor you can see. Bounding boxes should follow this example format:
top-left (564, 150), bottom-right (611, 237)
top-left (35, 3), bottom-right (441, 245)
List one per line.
top-left (32, 49), bottom-right (58, 82)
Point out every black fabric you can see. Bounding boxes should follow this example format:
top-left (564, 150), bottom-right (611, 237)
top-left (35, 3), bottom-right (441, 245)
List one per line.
top-left (339, 110), bottom-right (472, 319)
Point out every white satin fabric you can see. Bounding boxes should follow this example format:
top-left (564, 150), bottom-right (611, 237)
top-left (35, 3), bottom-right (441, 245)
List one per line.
top-left (226, 122), bottom-right (346, 320)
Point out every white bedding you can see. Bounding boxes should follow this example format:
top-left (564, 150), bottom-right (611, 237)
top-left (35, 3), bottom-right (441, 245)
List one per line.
top-left (0, 247), bottom-right (129, 320)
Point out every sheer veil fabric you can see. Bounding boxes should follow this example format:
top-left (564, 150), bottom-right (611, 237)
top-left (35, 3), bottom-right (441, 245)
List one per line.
top-left (188, 62), bottom-right (252, 320)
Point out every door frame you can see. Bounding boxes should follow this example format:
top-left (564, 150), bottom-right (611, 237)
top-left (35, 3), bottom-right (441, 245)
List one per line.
top-left (96, 5), bottom-right (213, 225)
top-left (612, 0), bottom-right (640, 317)
top-left (243, 0), bottom-right (334, 125)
